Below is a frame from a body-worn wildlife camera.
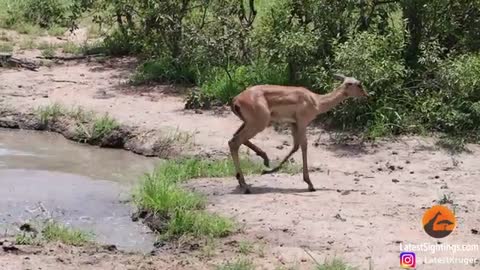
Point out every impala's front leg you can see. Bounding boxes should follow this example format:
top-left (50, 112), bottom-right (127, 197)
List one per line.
top-left (300, 132), bottom-right (315, 192)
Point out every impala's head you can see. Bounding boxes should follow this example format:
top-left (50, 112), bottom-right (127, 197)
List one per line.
top-left (333, 74), bottom-right (368, 98)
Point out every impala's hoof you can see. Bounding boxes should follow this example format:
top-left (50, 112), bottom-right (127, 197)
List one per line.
top-left (308, 186), bottom-right (316, 192)
top-left (244, 188), bottom-right (251, 194)
top-left (263, 159), bottom-right (270, 168)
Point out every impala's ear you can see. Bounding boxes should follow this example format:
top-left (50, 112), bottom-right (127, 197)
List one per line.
top-left (333, 73), bottom-right (346, 81)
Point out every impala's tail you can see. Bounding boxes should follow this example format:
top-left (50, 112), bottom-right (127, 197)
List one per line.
top-left (230, 99), bottom-right (244, 121)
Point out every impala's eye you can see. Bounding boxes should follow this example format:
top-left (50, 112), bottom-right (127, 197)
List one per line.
top-left (346, 82), bottom-right (352, 86)
top-left (358, 84), bottom-right (363, 89)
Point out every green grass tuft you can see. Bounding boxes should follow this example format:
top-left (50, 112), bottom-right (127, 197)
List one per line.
top-left (0, 41), bottom-right (14, 53)
top-left (36, 103), bottom-right (65, 125)
top-left (216, 259), bottom-right (255, 270)
top-left (15, 233), bottom-right (40, 245)
top-left (165, 210), bottom-right (234, 238)
top-left (238, 240), bottom-right (254, 255)
top-left (316, 259), bottom-right (358, 270)
top-left (91, 114), bottom-right (119, 140)
top-left (42, 221), bottom-right (91, 246)
top-left (135, 157), bottom-right (298, 239)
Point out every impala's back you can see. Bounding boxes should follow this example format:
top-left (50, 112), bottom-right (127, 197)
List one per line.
top-left (232, 85), bottom-right (316, 123)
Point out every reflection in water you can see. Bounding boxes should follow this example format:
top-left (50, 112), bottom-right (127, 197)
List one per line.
top-left (0, 128), bottom-right (161, 183)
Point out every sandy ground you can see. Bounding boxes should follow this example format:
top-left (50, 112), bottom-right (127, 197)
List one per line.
top-left (1, 46), bottom-right (480, 269)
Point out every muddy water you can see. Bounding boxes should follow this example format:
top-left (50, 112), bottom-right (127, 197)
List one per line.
top-left (0, 128), bottom-right (161, 252)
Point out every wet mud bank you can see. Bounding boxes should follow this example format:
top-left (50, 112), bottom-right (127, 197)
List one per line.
top-left (0, 108), bottom-right (187, 158)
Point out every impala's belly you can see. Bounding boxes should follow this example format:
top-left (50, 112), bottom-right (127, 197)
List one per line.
top-left (270, 105), bottom-right (297, 123)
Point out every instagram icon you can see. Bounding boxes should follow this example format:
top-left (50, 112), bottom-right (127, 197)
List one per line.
top-left (400, 252), bottom-right (416, 269)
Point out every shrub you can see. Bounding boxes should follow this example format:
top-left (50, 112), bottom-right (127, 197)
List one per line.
top-left (5, 0), bottom-right (71, 28)
top-left (130, 57), bottom-right (196, 85)
top-left (200, 61), bottom-right (289, 103)
top-left (326, 31), bottom-right (408, 136)
top-left (427, 53), bottom-right (480, 135)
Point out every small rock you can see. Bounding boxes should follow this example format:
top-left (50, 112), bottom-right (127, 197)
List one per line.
top-left (406, 160), bottom-right (411, 164)
top-left (334, 213), bottom-right (346, 222)
top-left (301, 258), bottom-right (307, 262)
top-left (435, 175), bottom-right (440, 179)
top-left (410, 171), bottom-right (415, 174)
top-left (42, 94), bottom-right (49, 98)
top-left (102, 244), bottom-right (117, 252)
top-left (397, 166), bottom-right (404, 170)
top-left (392, 151), bottom-right (398, 155)
top-left (276, 145), bottom-right (284, 150)
top-left (392, 179), bottom-right (400, 183)
top-left (341, 190), bottom-right (351, 195)
top-left (472, 229), bottom-right (479, 235)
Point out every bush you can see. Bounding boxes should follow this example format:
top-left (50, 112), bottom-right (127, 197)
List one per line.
top-left (5, 0), bottom-right (71, 28)
top-left (200, 61), bottom-right (289, 103)
top-left (130, 57), bottom-right (196, 85)
top-left (326, 31), bottom-right (408, 136)
top-left (426, 53), bottom-right (480, 135)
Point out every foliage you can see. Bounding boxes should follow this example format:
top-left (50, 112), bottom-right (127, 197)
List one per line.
top-left (134, 157), bottom-right (297, 238)
top-left (13, 0), bottom-right (480, 140)
top-left (3, 0), bottom-right (72, 28)
top-left (316, 258), bottom-right (358, 270)
top-left (41, 221), bottom-right (92, 246)
top-left (326, 31), bottom-right (409, 136)
top-left (216, 259), bottom-right (255, 270)
top-left (14, 220), bottom-right (92, 246)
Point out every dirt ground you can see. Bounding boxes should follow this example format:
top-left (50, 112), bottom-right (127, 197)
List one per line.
top-left (1, 34), bottom-right (480, 269)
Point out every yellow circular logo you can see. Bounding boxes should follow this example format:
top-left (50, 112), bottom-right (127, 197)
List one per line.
top-left (422, 205), bottom-right (456, 238)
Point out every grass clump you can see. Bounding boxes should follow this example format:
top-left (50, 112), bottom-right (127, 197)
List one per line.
top-left (216, 259), bottom-right (255, 270)
top-left (35, 104), bottom-right (120, 144)
top-left (91, 114), bottom-right (119, 141)
top-left (436, 135), bottom-right (469, 153)
top-left (0, 41), bottom-right (13, 53)
top-left (42, 221), bottom-right (91, 246)
top-left (75, 113), bottom-right (119, 144)
top-left (135, 157), bottom-right (298, 239)
top-left (238, 240), bottom-right (254, 255)
top-left (14, 220), bottom-right (92, 247)
top-left (316, 259), bottom-right (358, 270)
top-left (165, 210), bottom-right (233, 238)
top-left (134, 158), bottom-right (244, 239)
top-left (36, 103), bottom-right (65, 125)
top-left (15, 233), bottom-right (40, 245)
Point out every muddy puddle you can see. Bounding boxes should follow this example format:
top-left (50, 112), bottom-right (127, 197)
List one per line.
top-left (0, 128), bottom-right (161, 252)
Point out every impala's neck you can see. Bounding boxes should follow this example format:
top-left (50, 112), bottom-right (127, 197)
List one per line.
top-left (314, 87), bottom-right (349, 114)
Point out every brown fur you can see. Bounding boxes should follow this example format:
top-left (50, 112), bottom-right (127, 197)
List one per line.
top-left (228, 75), bottom-right (368, 194)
